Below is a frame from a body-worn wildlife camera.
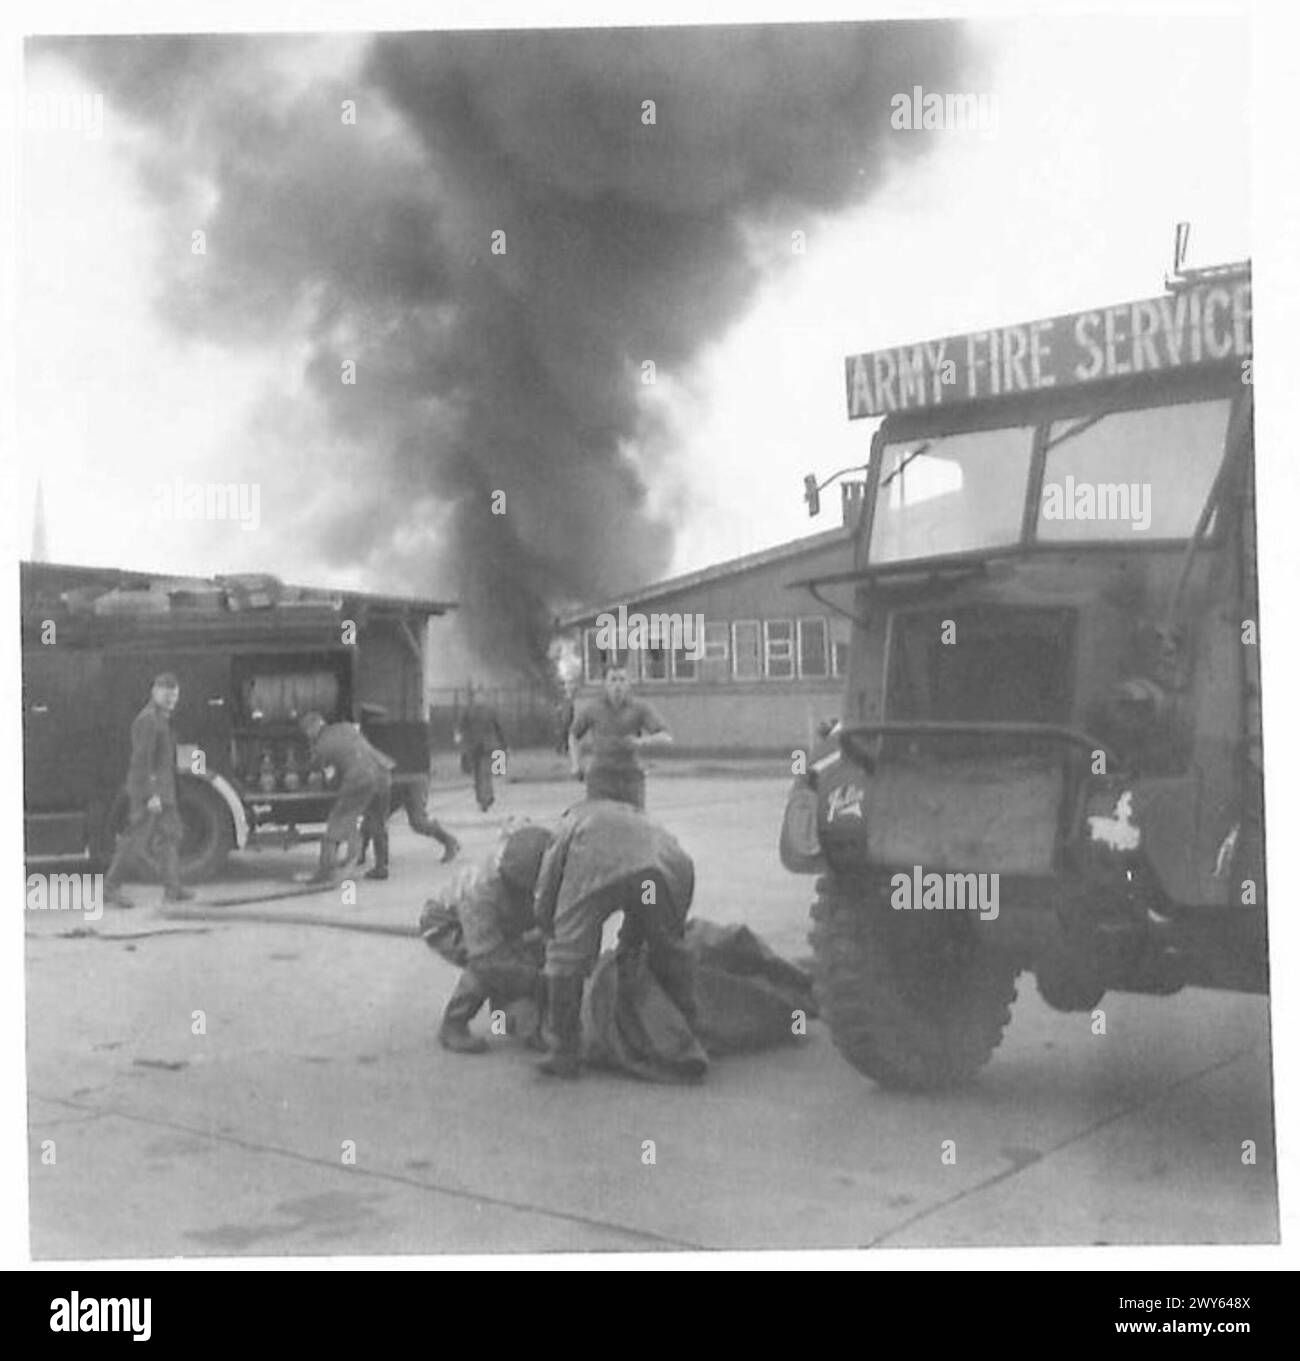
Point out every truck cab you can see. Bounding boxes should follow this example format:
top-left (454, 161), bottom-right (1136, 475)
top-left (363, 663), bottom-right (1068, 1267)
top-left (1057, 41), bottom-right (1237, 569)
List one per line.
top-left (781, 266), bottom-right (1264, 1088)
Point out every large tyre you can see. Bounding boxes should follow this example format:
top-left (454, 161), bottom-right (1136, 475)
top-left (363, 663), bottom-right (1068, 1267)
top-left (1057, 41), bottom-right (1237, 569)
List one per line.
top-left (175, 779), bottom-right (235, 881)
top-left (95, 779), bottom-right (235, 884)
top-left (810, 874), bottom-right (1018, 1090)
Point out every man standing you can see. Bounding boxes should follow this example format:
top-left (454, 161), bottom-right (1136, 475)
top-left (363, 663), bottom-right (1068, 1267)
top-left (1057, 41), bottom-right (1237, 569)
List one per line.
top-left (420, 823), bottom-right (552, 1054)
top-left (103, 672), bottom-right (194, 909)
top-left (569, 665), bottom-right (672, 809)
top-left (298, 711), bottom-right (391, 886)
top-left (532, 798), bottom-right (698, 1079)
top-left (454, 683), bottom-right (507, 813)
top-left (356, 704), bottom-right (460, 869)
top-left (555, 675), bottom-right (579, 756)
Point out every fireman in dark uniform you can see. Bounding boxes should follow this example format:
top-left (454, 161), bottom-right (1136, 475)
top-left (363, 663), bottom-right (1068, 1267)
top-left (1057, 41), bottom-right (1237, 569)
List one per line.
top-left (454, 685), bottom-right (507, 813)
top-left (420, 823), bottom-right (552, 1053)
top-left (555, 676), bottom-right (579, 756)
top-left (103, 672), bottom-right (194, 909)
top-left (356, 704), bottom-right (460, 869)
top-left (298, 711), bottom-right (391, 886)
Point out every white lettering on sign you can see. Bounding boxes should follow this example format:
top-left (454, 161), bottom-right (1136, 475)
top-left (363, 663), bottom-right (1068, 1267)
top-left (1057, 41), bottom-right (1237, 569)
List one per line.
top-left (826, 784), bottom-right (864, 821)
top-left (845, 280), bottom-right (1252, 418)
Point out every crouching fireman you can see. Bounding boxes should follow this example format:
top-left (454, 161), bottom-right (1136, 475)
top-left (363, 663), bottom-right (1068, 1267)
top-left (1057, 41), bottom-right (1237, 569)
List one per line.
top-left (298, 710), bottom-right (391, 885)
top-left (420, 824), bottom-right (553, 1054)
top-left (532, 798), bottom-right (698, 1079)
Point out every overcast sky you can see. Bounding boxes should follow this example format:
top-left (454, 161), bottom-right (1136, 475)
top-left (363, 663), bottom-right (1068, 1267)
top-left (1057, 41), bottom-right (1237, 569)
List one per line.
top-left (17, 15), bottom-right (1249, 595)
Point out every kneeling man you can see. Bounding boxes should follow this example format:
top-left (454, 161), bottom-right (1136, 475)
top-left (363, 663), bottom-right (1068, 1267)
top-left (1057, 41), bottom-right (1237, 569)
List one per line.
top-left (421, 824), bottom-right (552, 1053)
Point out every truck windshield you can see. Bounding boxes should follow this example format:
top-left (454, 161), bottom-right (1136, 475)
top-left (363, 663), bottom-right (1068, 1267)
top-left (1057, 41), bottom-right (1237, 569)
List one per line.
top-left (1036, 397), bottom-right (1232, 541)
top-left (868, 425), bottom-right (1035, 564)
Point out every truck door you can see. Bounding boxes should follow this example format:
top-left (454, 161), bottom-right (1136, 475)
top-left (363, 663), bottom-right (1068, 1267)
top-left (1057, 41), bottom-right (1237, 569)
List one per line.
top-left (22, 644), bottom-right (108, 812)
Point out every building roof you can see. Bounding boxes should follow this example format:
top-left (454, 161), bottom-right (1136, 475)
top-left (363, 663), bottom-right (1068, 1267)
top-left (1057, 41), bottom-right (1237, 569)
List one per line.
top-left (19, 559), bottom-right (455, 618)
top-left (558, 524), bottom-right (851, 628)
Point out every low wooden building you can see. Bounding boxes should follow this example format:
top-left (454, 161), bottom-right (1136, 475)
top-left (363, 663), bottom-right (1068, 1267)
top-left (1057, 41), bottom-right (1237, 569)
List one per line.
top-left (558, 491), bottom-right (860, 755)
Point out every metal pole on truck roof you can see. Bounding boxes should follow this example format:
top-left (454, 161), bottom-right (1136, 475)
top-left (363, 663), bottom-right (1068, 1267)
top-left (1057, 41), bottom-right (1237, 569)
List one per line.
top-left (1164, 219), bottom-right (1250, 293)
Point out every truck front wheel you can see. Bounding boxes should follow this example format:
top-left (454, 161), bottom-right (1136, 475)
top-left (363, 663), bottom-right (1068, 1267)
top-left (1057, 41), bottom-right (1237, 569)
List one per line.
top-left (175, 779), bottom-right (235, 882)
top-left (96, 780), bottom-right (234, 884)
top-left (809, 874), bottom-right (1018, 1090)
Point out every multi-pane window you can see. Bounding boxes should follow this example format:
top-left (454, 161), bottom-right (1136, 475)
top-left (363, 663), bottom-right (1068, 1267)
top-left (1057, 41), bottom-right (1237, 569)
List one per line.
top-left (732, 621), bottom-right (761, 680)
top-left (641, 646), bottom-right (670, 682)
top-left (700, 622), bottom-right (729, 682)
top-left (580, 615), bottom-right (836, 683)
top-left (764, 620), bottom-right (796, 678)
top-left (797, 617), bottom-right (829, 678)
top-left (583, 628), bottom-right (633, 682)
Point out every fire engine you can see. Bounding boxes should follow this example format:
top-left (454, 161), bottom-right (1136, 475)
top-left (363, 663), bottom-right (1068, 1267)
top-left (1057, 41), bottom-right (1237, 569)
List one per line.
top-left (782, 258), bottom-right (1264, 1088)
top-left (21, 561), bottom-right (452, 881)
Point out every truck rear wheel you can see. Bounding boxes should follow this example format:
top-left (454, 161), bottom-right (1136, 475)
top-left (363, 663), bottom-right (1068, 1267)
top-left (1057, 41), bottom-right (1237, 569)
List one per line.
top-left (809, 874), bottom-right (1017, 1090)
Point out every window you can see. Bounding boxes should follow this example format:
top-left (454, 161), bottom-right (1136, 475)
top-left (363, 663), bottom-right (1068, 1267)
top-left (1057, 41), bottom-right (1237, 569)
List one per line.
top-left (764, 620), bottom-right (795, 679)
top-left (641, 646), bottom-right (670, 682)
top-left (1037, 398), bottom-right (1231, 542)
top-left (583, 629), bottom-right (601, 683)
top-left (671, 646), bottom-right (697, 681)
top-left (583, 628), bottom-right (632, 682)
top-left (732, 621), bottom-right (761, 680)
top-left (870, 424), bottom-right (1036, 564)
top-left (797, 618), bottom-right (829, 678)
top-left (700, 621), bottom-right (729, 683)
top-left (830, 617), bottom-right (851, 676)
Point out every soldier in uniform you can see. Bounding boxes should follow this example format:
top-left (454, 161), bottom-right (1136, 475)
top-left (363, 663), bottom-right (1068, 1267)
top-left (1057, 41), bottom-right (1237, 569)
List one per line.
top-left (555, 675), bottom-right (579, 755)
top-left (454, 683), bottom-right (507, 812)
top-left (356, 704), bottom-right (460, 872)
top-left (103, 672), bottom-right (194, 909)
top-left (420, 823), bottom-right (552, 1054)
top-left (569, 665), bottom-right (672, 809)
top-left (298, 711), bottom-right (392, 886)
top-left (532, 798), bottom-right (697, 1079)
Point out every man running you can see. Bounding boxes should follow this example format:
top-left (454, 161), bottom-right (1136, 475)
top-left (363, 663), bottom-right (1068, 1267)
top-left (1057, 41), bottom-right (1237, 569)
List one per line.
top-left (569, 665), bottom-right (671, 809)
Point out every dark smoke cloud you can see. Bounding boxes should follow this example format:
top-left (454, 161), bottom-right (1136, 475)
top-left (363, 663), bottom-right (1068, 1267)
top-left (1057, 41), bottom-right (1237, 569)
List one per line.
top-left (43, 24), bottom-right (975, 679)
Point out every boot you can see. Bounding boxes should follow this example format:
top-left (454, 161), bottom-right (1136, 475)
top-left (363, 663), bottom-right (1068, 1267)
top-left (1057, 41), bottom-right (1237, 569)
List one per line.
top-left (304, 837), bottom-right (339, 886)
top-left (538, 975), bottom-right (584, 1078)
top-left (364, 828), bottom-right (390, 880)
top-left (520, 976), bottom-right (548, 1051)
top-left (438, 975), bottom-right (489, 1054)
top-left (103, 879), bottom-right (135, 910)
top-left (412, 809), bottom-right (459, 863)
top-left (160, 842), bottom-right (193, 902)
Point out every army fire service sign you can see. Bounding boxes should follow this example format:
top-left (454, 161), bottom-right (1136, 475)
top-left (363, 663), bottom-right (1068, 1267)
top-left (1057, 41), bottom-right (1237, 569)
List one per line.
top-left (845, 279), bottom-right (1253, 419)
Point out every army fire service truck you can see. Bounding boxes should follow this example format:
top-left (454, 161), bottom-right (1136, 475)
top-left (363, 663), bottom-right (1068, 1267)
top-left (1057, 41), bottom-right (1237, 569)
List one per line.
top-left (781, 262), bottom-right (1264, 1089)
top-left (21, 562), bottom-right (452, 881)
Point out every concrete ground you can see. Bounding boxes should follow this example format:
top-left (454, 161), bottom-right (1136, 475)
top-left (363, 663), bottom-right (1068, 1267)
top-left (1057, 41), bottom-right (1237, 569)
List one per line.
top-left (25, 764), bottom-right (1279, 1257)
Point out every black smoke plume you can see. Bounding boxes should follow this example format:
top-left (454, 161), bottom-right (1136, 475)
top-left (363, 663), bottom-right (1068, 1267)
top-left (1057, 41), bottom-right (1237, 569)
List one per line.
top-left (44, 24), bottom-right (975, 679)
